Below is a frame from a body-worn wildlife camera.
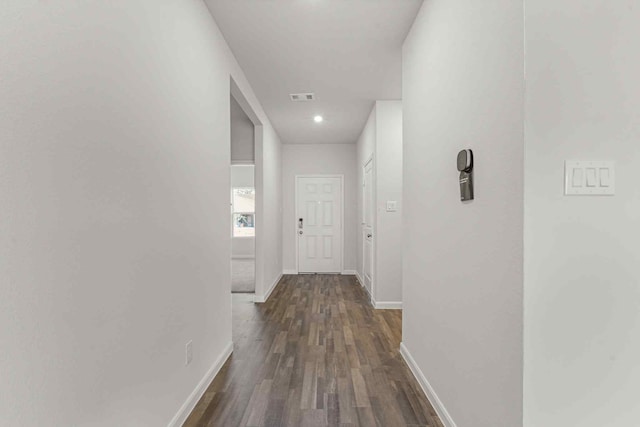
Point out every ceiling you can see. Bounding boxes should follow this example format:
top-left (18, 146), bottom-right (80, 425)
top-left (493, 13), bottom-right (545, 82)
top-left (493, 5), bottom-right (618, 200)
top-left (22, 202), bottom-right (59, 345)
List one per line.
top-left (206, 0), bottom-right (423, 144)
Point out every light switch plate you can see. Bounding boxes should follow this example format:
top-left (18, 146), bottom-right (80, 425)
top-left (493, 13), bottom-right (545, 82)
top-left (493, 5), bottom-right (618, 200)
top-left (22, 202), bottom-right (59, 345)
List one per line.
top-left (386, 201), bottom-right (398, 212)
top-left (565, 161), bottom-right (615, 195)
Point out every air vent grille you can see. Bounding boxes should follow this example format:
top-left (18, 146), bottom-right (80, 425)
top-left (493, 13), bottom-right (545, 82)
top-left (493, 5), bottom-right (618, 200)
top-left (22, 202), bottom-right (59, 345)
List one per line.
top-left (290, 93), bottom-right (315, 102)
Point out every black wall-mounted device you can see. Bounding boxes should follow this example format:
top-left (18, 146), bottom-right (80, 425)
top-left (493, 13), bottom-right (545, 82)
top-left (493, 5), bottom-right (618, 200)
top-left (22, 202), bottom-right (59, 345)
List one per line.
top-left (457, 149), bottom-right (474, 201)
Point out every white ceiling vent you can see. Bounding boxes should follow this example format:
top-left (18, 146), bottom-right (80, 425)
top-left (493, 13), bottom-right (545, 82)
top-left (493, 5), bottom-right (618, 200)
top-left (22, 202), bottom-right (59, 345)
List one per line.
top-left (289, 93), bottom-right (315, 102)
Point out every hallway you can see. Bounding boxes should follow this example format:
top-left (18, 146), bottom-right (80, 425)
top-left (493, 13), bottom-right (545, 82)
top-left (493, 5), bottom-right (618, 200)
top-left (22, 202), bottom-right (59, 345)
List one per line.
top-left (3, 1), bottom-right (637, 425)
top-left (184, 275), bottom-right (443, 427)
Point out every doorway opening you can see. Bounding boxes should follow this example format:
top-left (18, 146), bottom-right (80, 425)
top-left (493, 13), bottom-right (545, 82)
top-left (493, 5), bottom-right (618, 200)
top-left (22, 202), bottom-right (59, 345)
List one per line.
top-left (229, 81), bottom-right (258, 304)
top-left (230, 164), bottom-right (255, 293)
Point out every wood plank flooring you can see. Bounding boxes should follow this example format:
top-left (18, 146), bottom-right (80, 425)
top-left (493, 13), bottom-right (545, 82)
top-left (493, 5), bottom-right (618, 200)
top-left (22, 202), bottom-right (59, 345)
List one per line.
top-left (184, 274), bottom-right (443, 427)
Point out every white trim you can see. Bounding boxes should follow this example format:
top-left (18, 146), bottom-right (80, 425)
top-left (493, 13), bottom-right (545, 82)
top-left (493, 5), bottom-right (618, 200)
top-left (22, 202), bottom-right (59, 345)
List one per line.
top-left (341, 270), bottom-right (357, 275)
top-left (254, 273), bottom-right (282, 303)
top-left (354, 272), bottom-right (373, 304)
top-left (362, 155), bottom-right (376, 303)
top-left (399, 342), bottom-right (457, 427)
top-left (168, 342), bottom-right (233, 427)
top-left (355, 271), bottom-right (365, 287)
top-left (358, 273), bottom-right (373, 303)
top-left (373, 300), bottom-right (403, 309)
top-left (231, 160), bottom-right (255, 165)
top-left (294, 175), bottom-right (345, 274)
top-left (282, 269), bottom-right (297, 275)
top-left (231, 255), bottom-right (255, 260)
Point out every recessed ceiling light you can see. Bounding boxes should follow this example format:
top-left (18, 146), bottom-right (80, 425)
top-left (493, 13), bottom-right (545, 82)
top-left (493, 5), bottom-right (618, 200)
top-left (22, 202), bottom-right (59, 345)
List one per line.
top-left (314, 115), bottom-right (323, 123)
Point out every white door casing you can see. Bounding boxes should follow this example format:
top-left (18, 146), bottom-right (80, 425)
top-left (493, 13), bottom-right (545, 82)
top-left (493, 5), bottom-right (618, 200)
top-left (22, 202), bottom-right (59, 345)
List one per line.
top-left (296, 176), bottom-right (343, 273)
top-left (363, 159), bottom-right (374, 295)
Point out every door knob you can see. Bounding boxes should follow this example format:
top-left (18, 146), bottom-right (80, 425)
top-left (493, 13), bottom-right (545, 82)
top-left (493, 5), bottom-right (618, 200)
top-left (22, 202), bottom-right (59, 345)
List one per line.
top-left (299, 230), bottom-right (303, 235)
top-left (367, 234), bottom-right (372, 238)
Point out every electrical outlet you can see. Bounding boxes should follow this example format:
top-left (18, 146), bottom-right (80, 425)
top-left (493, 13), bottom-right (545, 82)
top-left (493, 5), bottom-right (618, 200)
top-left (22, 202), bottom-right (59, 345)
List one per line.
top-left (185, 341), bottom-right (193, 366)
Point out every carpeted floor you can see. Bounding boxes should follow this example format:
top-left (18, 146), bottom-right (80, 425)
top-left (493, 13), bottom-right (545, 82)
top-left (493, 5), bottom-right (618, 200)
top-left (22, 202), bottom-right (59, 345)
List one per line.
top-left (231, 258), bottom-right (255, 293)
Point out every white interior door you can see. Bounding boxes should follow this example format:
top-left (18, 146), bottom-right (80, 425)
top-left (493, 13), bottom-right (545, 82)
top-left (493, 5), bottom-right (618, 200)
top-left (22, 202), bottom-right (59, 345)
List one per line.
top-left (363, 160), bottom-right (374, 294)
top-left (297, 176), bottom-right (342, 273)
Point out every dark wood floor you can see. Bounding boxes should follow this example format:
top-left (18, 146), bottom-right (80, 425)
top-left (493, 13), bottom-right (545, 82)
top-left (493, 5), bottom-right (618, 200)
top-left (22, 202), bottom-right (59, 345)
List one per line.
top-left (184, 274), bottom-right (443, 427)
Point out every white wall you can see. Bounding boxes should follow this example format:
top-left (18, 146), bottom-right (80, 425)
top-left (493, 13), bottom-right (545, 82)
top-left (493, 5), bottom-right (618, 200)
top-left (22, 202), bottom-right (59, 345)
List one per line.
top-left (402, 1), bottom-right (524, 426)
top-left (231, 164), bottom-right (255, 188)
top-left (356, 101), bottom-right (403, 305)
top-left (230, 95), bottom-right (255, 163)
top-left (231, 165), bottom-right (255, 258)
top-left (0, 1), bottom-right (281, 425)
top-left (281, 144), bottom-right (357, 273)
top-left (254, 123), bottom-right (283, 300)
top-left (523, 1), bottom-right (640, 426)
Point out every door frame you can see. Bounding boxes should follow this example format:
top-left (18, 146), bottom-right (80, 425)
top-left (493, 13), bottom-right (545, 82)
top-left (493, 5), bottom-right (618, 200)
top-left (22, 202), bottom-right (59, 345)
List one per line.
top-left (230, 77), bottom-right (262, 298)
top-left (362, 156), bottom-right (375, 299)
top-left (294, 174), bottom-right (345, 274)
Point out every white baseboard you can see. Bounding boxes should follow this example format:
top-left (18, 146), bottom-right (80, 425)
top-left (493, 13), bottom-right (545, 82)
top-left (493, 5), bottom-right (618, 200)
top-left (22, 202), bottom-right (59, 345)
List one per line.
top-left (353, 274), bottom-right (402, 310)
top-left (168, 341), bottom-right (233, 427)
top-left (399, 342), bottom-right (457, 427)
top-left (254, 273), bottom-right (282, 303)
top-left (282, 270), bottom-right (357, 276)
top-left (373, 300), bottom-right (403, 309)
top-left (231, 255), bottom-right (255, 260)
top-left (356, 275), bottom-right (375, 308)
top-left (356, 274), bottom-right (373, 303)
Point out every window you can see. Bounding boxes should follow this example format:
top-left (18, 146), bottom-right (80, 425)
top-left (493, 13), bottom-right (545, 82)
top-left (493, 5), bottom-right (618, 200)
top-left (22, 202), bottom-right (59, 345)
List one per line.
top-left (232, 188), bottom-right (255, 237)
